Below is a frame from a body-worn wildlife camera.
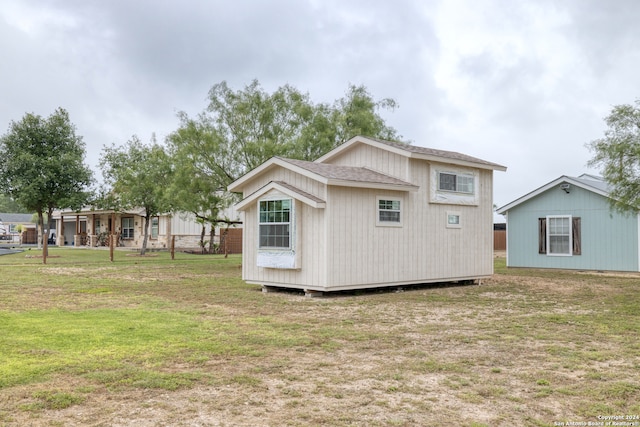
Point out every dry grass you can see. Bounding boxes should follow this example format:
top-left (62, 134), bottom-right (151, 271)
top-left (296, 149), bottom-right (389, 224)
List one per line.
top-left (0, 250), bottom-right (639, 426)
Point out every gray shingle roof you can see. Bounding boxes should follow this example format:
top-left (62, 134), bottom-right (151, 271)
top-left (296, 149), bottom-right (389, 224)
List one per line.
top-left (277, 157), bottom-right (417, 188)
top-left (272, 181), bottom-right (326, 204)
top-left (367, 137), bottom-right (505, 169)
top-left (0, 213), bottom-right (33, 223)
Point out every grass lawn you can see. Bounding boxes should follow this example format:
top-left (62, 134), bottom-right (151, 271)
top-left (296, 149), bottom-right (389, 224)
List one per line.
top-left (0, 248), bottom-right (639, 426)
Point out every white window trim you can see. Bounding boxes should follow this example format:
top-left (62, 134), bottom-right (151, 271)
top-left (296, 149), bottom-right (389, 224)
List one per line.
top-left (430, 166), bottom-right (479, 206)
top-left (446, 211), bottom-right (462, 229)
top-left (438, 171), bottom-right (475, 194)
top-left (258, 197), bottom-right (293, 250)
top-left (546, 215), bottom-right (572, 256)
top-left (256, 195), bottom-right (298, 269)
top-left (150, 216), bottom-right (159, 239)
top-left (376, 196), bottom-right (402, 227)
top-left (121, 217), bottom-right (134, 240)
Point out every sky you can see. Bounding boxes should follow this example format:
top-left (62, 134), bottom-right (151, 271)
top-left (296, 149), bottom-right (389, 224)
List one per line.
top-left (2, 0), bottom-right (640, 216)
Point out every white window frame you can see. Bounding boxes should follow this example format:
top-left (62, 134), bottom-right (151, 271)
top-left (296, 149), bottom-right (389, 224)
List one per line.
top-left (150, 217), bottom-right (159, 239)
top-left (121, 217), bottom-right (134, 240)
top-left (446, 211), bottom-right (462, 229)
top-left (376, 197), bottom-right (402, 227)
top-left (438, 171), bottom-right (475, 194)
top-left (258, 198), bottom-right (292, 249)
top-left (546, 215), bottom-right (572, 256)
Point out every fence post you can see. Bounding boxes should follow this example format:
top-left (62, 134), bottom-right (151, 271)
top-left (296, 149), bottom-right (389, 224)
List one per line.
top-left (110, 232), bottom-right (114, 262)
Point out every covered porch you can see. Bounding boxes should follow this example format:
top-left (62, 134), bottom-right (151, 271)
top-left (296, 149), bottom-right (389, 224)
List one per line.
top-left (53, 209), bottom-right (144, 248)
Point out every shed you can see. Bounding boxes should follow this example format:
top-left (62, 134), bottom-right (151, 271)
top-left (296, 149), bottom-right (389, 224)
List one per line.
top-left (228, 136), bottom-right (506, 294)
top-left (496, 174), bottom-right (640, 272)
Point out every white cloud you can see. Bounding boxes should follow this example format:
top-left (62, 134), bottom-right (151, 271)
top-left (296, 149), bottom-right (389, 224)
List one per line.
top-left (1, 0), bottom-right (639, 209)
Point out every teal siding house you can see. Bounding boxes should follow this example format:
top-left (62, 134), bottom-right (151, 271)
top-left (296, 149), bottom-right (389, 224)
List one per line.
top-left (497, 174), bottom-right (639, 272)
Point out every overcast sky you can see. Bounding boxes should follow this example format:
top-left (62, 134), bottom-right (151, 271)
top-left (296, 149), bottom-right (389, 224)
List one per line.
top-left (2, 0), bottom-right (640, 214)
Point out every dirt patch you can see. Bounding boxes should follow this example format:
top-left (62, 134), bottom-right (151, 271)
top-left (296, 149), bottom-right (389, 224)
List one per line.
top-left (24, 255), bottom-right (61, 259)
top-left (1, 265), bottom-right (638, 426)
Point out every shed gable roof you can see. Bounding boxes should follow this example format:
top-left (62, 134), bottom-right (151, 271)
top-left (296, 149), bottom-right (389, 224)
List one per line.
top-left (278, 158), bottom-right (418, 189)
top-left (497, 174), bottom-right (611, 214)
top-left (235, 181), bottom-right (326, 211)
top-left (228, 156), bottom-right (419, 193)
top-left (316, 136), bottom-right (507, 171)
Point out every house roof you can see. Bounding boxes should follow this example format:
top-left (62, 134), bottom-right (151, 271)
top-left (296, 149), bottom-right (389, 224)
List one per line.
top-left (235, 181), bottom-right (326, 211)
top-left (316, 136), bottom-right (507, 171)
top-left (52, 207), bottom-right (148, 219)
top-left (496, 174), bottom-right (610, 214)
top-left (0, 213), bottom-right (33, 223)
top-left (279, 158), bottom-right (419, 189)
top-left (228, 156), bottom-right (419, 193)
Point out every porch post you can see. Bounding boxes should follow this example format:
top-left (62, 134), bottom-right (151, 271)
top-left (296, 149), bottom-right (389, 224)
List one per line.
top-left (110, 212), bottom-right (115, 262)
top-left (74, 215), bottom-right (80, 246)
top-left (89, 213), bottom-right (97, 247)
top-left (59, 215), bottom-right (65, 246)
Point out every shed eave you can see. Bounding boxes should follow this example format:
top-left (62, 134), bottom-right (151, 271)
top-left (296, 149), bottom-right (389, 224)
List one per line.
top-left (327, 179), bottom-right (419, 192)
top-left (228, 157), bottom-right (328, 193)
top-left (235, 181), bottom-right (326, 211)
top-left (419, 155), bottom-right (507, 171)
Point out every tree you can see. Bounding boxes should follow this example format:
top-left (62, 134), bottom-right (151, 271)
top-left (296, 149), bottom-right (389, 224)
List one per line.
top-left (204, 80), bottom-right (402, 167)
top-left (166, 80), bottom-right (401, 239)
top-left (166, 113), bottom-right (237, 253)
top-left (0, 108), bottom-right (93, 257)
top-left (99, 136), bottom-right (173, 256)
top-left (587, 99), bottom-right (640, 212)
top-left (331, 84), bottom-right (400, 147)
top-left (0, 194), bottom-right (26, 213)
top-left (205, 80), bottom-right (312, 171)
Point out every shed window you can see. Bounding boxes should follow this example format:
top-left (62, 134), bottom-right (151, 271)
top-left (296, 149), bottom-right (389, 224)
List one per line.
top-left (538, 216), bottom-right (581, 256)
top-left (446, 211), bottom-right (462, 228)
top-left (378, 199), bottom-right (401, 224)
top-left (259, 199), bottom-right (291, 248)
top-left (122, 217), bottom-right (134, 239)
top-left (439, 172), bottom-right (474, 194)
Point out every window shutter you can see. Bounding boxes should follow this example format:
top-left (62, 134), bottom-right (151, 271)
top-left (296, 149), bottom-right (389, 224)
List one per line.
top-left (538, 218), bottom-right (547, 254)
top-left (572, 217), bottom-right (581, 255)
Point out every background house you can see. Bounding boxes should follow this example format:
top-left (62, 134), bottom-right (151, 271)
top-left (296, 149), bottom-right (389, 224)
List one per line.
top-left (0, 213), bottom-right (35, 243)
top-left (53, 208), bottom-right (242, 253)
top-left (497, 174), bottom-right (640, 272)
top-left (228, 135), bottom-right (506, 294)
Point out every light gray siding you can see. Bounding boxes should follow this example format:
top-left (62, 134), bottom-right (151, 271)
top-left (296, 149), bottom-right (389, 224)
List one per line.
top-left (242, 167), bottom-right (327, 202)
top-left (323, 142), bottom-right (410, 180)
top-left (321, 159), bottom-right (495, 290)
top-left (242, 187), bottom-right (327, 290)
top-left (505, 185), bottom-right (639, 271)
top-left (237, 140), bottom-right (498, 291)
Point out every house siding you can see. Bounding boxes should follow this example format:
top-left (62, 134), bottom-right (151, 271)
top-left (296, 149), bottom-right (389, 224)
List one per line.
top-left (322, 142), bottom-right (410, 180)
top-left (322, 158), bottom-right (494, 290)
top-left (234, 137), bottom-right (500, 292)
top-left (242, 187), bottom-right (327, 289)
top-left (243, 168), bottom-right (326, 202)
top-left (505, 185), bottom-right (639, 271)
